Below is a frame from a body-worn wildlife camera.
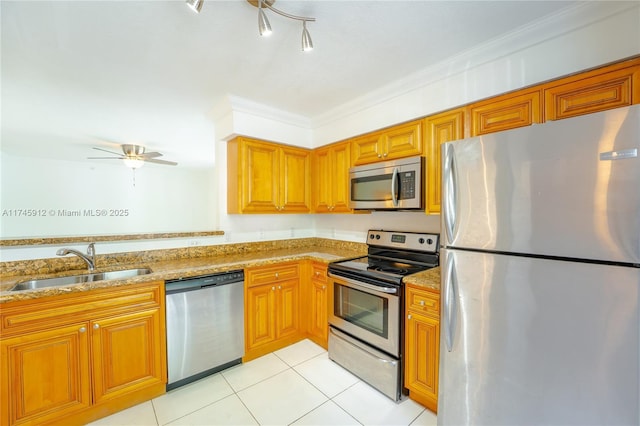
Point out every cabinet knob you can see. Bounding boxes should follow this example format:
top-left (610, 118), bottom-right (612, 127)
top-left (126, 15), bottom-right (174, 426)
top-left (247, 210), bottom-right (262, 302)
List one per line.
top-left (79, 326), bottom-right (86, 333)
top-left (322, 285), bottom-right (326, 289)
top-left (419, 300), bottom-right (425, 306)
top-left (93, 323), bottom-right (100, 330)
top-left (278, 285), bottom-right (282, 290)
top-left (383, 153), bottom-right (388, 157)
top-left (275, 272), bottom-right (279, 278)
top-left (407, 314), bottom-right (412, 320)
top-left (377, 154), bottom-right (382, 158)
top-left (315, 271), bottom-right (320, 276)
top-left (272, 286), bottom-right (276, 291)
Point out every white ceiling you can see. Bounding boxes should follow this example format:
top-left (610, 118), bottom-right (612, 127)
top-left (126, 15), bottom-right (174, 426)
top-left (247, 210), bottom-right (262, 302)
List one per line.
top-left (1, 0), bottom-right (583, 167)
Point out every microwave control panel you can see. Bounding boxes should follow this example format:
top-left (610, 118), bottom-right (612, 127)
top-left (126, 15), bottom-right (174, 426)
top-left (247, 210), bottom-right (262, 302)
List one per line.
top-left (399, 171), bottom-right (416, 199)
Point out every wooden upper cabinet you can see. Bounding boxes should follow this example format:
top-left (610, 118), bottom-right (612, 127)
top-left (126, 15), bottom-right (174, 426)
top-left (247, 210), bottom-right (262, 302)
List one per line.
top-left (311, 141), bottom-right (351, 213)
top-left (469, 89), bottom-right (542, 136)
top-left (352, 119), bottom-right (423, 165)
top-left (424, 109), bottom-right (464, 215)
top-left (227, 136), bottom-right (311, 214)
top-left (543, 58), bottom-right (640, 121)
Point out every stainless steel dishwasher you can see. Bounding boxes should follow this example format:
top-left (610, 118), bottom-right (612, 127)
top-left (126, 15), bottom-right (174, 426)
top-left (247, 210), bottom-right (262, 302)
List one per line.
top-left (165, 270), bottom-right (244, 390)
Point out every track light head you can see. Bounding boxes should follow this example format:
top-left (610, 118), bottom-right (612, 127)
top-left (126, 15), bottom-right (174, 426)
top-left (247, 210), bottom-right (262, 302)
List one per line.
top-left (301, 21), bottom-right (313, 51)
top-left (186, 0), bottom-right (203, 14)
top-left (258, 1), bottom-right (272, 36)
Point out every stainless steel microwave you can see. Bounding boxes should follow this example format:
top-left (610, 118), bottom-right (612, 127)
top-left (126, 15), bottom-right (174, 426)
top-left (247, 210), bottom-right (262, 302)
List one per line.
top-left (349, 155), bottom-right (424, 210)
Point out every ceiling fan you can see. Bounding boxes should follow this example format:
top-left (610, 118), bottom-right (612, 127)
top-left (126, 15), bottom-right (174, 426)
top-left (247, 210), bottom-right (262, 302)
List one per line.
top-left (88, 144), bottom-right (178, 168)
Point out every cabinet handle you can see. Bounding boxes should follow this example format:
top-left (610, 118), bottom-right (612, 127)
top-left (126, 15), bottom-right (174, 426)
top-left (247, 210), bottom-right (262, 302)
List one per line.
top-left (275, 272), bottom-right (279, 278)
top-left (420, 300), bottom-right (425, 306)
top-left (272, 286), bottom-right (276, 291)
top-left (407, 314), bottom-right (412, 320)
top-left (79, 326), bottom-right (86, 333)
top-left (93, 323), bottom-right (100, 330)
top-left (278, 285), bottom-right (282, 290)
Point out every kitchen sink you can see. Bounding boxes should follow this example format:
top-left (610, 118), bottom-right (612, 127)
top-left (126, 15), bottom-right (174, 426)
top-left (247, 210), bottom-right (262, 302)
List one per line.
top-left (9, 268), bottom-right (152, 291)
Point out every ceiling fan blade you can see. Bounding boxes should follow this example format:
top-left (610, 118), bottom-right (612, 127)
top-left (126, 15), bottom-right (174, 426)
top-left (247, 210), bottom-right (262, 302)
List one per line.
top-left (139, 151), bottom-right (163, 159)
top-left (92, 147), bottom-right (124, 157)
top-left (144, 158), bottom-right (178, 166)
top-left (87, 156), bottom-right (124, 160)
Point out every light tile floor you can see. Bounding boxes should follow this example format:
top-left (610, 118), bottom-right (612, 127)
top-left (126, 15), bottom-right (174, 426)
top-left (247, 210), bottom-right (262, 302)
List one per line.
top-left (89, 339), bottom-right (438, 426)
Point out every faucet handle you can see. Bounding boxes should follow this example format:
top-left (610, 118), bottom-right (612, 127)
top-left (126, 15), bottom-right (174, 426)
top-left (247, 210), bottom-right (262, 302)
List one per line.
top-left (87, 243), bottom-right (96, 256)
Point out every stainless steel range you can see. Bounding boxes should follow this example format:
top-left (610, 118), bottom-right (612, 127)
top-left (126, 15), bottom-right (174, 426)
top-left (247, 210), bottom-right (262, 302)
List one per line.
top-left (327, 230), bottom-right (439, 401)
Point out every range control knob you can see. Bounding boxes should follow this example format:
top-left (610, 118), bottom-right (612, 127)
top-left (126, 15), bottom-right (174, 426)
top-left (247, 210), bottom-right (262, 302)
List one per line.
top-left (418, 238), bottom-right (425, 244)
top-left (427, 238), bottom-right (434, 245)
top-left (369, 234), bottom-right (375, 239)
top-left (375, 234), bottom-right (381, 240)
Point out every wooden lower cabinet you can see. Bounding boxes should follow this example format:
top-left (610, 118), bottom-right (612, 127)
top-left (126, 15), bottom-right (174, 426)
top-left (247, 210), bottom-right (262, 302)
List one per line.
top-left (404, 285), bottom-right (440, 413)
top-left (305, 262), bottom-right (329, 349)
top-left (244, 262), bottom-right (302, 361)
top-left (0, 281), bottom-right (166, 426)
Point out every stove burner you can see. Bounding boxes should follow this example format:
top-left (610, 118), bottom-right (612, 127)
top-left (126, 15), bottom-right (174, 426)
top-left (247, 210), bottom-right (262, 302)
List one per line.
top-left (368, 266), bottom-right (409, 275)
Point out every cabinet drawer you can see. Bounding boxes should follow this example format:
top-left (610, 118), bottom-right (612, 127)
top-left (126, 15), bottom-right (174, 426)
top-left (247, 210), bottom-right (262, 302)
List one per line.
top-left (246, 263), bottom-right (300, 288)
top-left (0, 282), bottom-right (163, 337)
top-left (310, 264), bottom-right (328, 283)
top-left (406, 286), bottom-right (439, 318)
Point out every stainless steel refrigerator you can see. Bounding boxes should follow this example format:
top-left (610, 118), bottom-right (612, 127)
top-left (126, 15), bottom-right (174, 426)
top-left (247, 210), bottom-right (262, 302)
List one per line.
top-left (439, 104), bottom-right (640, 425)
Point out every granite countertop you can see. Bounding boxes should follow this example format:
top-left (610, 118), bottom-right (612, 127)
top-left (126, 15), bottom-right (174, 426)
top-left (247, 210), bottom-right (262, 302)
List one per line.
top-left (0, 246), bottom-right (365, 303)
top-left (402, 266), bottom-right (441, 292)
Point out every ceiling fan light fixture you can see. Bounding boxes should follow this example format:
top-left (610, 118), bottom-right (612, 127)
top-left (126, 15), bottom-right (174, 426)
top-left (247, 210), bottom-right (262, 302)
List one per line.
top-left (258, 0), bottom-right (272, 36)
top-left (301, 21), bottom-right (313, 51)
top-left (123, 158), bottom-right (145, 169)
top-left (186, 0), bottom-right (204, 14)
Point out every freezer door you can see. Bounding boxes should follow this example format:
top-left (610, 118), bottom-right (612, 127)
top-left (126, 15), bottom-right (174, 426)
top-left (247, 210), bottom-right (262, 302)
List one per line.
top-left (439, 248), bottom-right (639, 426)
top-left (441, 105), bottom-right (640, 264)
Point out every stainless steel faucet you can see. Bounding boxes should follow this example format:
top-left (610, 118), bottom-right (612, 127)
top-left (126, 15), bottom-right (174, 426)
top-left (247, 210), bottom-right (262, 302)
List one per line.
top-left (56, 243), bottom-right (96, 271)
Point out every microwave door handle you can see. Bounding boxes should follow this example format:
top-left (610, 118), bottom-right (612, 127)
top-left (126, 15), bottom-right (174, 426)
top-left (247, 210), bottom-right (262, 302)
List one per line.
top-left (391, 167), bottom-right (399, 207)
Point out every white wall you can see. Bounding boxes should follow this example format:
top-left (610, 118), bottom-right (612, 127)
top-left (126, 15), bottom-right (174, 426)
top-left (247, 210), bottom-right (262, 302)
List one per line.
top-left (0, 152), bottom-right (216, 237)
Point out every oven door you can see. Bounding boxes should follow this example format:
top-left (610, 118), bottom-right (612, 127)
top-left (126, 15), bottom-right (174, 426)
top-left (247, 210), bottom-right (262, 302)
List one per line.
top-left (328, 273), bottom-right (401, 357)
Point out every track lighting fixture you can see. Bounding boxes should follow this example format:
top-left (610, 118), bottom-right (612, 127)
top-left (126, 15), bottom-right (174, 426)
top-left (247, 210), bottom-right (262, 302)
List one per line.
top-left (186, 0), bottom-right (315, 52)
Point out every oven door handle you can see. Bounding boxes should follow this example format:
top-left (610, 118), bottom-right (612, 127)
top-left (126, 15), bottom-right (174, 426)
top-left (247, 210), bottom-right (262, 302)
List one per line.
top-left (328, 272), bottom-right (399, 295)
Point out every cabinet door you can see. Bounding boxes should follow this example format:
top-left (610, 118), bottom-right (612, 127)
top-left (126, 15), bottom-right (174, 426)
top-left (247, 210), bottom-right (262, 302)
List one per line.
top-left (424, 109), bottom-right (464, 214)
top-left (330, 142), bottom-right (352, 213)
top-left (470, 90), bottom-right (542, 136)
top-left (240, 139), bottom-right (280, 213)
top-left (1, 323), bottom-right (91, 426)
top-left (276, 279), bottom-right (299, 340)
top-left (351, 132), bottom-right (383, 165)
top-left (91, 309), bottom-right (166, 405)
top-left (245, 284), bottom-right (277, 351)
top-left (381, 120), bottom-right (423, 160)
top-left (405, 310), bottom-right (439, 413)
top-left (312, 146), bottom-right (332, 213)
top-left (544, 64), bottom-right (640, 120)
top-left (280, 146), bottom-right (311, 213)
top-left (309, 279), bottom-right (328, 347)
top-left (312, 142), bottom-right (351, 213)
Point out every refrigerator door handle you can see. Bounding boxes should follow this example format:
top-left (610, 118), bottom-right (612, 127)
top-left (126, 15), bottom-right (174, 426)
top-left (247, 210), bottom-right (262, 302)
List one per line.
top-left (444, 253), bottom-right (458, 352)
top-left (443, 144), bottom-right (457, 243)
